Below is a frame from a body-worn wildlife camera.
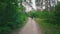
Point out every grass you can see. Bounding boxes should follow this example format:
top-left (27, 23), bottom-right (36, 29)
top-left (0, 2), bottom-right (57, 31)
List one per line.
top-left (35, 18), bottom-right (60, 34)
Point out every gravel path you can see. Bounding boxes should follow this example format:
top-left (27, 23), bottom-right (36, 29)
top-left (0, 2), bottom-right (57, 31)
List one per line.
top-left (19, 17), bottom-right (42, 34)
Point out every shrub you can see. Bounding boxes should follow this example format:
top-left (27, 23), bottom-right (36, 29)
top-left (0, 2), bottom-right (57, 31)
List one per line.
top-left (28, 10), bottom-right (60, 25)
top-left (0, 0), bottom-right (27, 34)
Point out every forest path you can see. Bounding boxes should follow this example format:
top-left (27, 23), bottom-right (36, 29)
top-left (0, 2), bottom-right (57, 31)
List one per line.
top-left (19, 17), bottom-right (42, 34)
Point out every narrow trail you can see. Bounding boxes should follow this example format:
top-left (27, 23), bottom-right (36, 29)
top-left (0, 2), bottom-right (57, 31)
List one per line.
top-left (19, 17), bottom-right (42, 34)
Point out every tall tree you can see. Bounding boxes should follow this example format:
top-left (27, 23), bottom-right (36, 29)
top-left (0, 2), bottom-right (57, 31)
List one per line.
top-left (45, 0), bottom-right (48, 11)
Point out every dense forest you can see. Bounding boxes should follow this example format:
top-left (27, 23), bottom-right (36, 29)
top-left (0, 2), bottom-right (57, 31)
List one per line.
top-left (0, 0), bottom-right (60, 34)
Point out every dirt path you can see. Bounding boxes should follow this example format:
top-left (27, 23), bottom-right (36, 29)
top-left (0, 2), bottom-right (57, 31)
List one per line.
top-left (19, 17), bottom-right (42, 34)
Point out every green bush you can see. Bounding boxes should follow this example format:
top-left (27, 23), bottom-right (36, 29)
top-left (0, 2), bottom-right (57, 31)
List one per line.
top-left (0, 0), bottom-right (27, 34)
top-left (28, 11), bottom-right (54, 19)
top-left (29, 9), bottom-right (60, 25)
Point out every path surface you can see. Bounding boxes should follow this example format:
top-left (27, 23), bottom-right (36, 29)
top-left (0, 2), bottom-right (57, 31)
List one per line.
top-left (19, 17), bottom-right (42, 34)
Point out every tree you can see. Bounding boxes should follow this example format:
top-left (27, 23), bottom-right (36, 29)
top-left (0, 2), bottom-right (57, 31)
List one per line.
top-left (0, 0), bottom-right (26, 34)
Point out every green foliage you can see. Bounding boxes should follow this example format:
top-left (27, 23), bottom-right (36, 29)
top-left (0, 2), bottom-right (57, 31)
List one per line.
top-left (0, 0), bottom-right (27, 34)
top-left (29, 11), bottom-right (55, 19)
top-left (29, 4), bottom-right (60, 25)
top-left (54, 3), bottom-right (60, 25)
